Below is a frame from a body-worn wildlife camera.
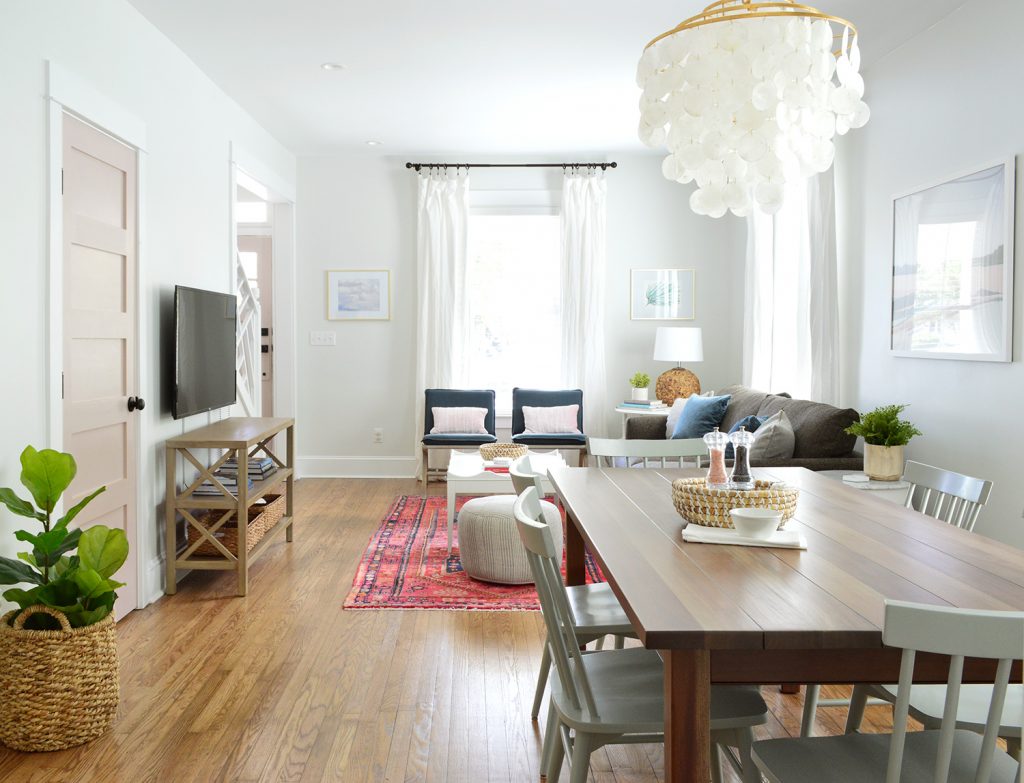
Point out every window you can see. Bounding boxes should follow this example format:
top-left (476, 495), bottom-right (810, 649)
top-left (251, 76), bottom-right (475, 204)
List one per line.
top-left (465, 213), bottom-right (561, 413)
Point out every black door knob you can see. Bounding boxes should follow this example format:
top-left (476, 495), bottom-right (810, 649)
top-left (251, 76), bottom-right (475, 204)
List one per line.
top-left (128, 396), bottom-right (146, 412)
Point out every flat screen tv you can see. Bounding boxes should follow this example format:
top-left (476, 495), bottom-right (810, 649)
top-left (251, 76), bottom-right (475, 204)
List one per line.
top-left (173, 285), bottom-right (237, 419)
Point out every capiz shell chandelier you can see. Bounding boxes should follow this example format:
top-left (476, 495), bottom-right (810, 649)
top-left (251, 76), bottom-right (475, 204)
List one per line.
top-left (637, 0), bottom-right (868, 217)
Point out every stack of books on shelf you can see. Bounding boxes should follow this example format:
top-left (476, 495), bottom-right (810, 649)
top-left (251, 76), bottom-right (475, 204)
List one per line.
top-left (220, 456), bottom-right (278, 481)
top-left (191, 473), bottom-right (254, 497)
top-left (620, 399), bottom-right (667, 410)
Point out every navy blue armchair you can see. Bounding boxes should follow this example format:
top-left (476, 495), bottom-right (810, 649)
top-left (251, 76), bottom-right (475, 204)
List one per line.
top-left (421, 389), bottom-right (497, 482)
top-left (510, 388), bottom-right (587, 465)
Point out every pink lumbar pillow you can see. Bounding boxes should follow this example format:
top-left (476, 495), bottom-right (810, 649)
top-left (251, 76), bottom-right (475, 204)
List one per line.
top-left (523, 404), bottom-right (581, 434)
top-left (430, 407), bottom-right (488, 434)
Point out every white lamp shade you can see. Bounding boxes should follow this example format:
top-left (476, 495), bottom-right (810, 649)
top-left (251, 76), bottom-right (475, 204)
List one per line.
top-left (653, 327), bottom-right (703, 363)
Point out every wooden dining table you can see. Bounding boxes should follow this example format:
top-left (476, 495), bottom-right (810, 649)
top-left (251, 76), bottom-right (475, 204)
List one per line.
top-left (549, 465), bottom-right (1024, 783)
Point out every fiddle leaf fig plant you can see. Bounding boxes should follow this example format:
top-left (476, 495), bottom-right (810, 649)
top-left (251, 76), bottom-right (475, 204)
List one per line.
top-left (0, 446), bottom-right (128, 630)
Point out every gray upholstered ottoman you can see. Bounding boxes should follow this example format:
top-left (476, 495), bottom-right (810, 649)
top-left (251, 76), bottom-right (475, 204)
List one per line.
top-left (458, 495), bottom-right (564, 584)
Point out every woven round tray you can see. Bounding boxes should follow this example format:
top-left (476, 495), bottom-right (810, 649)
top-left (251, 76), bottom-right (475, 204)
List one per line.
top-left (479, 443), bottom-right (528, 461)
top-left (671, 477), bottom-right (799, 529)
top-left (0, 606), bottom-right (119, 751)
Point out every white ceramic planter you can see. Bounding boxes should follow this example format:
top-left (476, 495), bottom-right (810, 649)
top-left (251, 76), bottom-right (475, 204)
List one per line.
top-left (864, 444), bottom-right (904, 481)
top-left (631, 387), bottom-right (649, 401)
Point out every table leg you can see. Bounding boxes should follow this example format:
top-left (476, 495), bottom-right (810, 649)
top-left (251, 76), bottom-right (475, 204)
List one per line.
top-left (447, 482), bottom-right (456, 554)
top-left (565, 511), bottom-right (586, 587)
top-left (664, 649), bottom-right (710, 783)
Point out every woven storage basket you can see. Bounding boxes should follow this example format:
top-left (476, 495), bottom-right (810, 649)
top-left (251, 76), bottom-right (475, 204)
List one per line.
top-left (671, 478), bottom-right (799, 529)
top-left (187, 493), bottom-right (286, 557)
top-left (479, 443), bottom-right (528, 461)
top-left (0, 606), bottom-right (118, 751)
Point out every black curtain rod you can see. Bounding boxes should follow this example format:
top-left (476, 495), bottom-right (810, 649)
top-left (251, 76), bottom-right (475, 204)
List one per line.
top-left (405, 161), bottom-right (617, 172)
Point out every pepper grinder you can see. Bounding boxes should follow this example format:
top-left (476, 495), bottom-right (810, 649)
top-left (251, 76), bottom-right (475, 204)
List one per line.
top-left (730, 426), bottom-right (755, 489)
top-left (703, 427), bottom-right (729, 488)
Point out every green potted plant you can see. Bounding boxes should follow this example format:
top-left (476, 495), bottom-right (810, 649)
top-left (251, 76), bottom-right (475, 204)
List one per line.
top-left (629, 371), bottom-right (651, 402)
top-left (0, 446), bottom-right (127, 751)
top-left (845, 404), bottom-right (922, 481)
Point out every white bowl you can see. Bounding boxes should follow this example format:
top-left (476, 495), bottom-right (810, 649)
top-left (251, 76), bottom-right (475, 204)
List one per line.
top-left (729, 508), bottom-right (782, 540)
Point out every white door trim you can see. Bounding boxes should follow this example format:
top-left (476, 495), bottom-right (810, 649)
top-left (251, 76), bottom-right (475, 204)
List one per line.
top-left (46, 65), bottom-right (150, 611)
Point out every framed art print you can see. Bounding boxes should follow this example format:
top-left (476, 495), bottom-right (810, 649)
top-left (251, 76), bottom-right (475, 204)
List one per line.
top-left (891, 159), bottom-right (1015, 362)
top-left (326, 269), bottom-right (391, 321)
top-left (630, 268), bottom-right (695, 320)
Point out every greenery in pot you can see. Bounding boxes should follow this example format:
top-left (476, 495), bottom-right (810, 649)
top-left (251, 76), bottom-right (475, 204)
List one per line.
top-left (0, 446), bottom-right (128, 630)
top-left (629, 372), bottom-right (651, 389)
top-left (844, 404), bottom-right (922, 447)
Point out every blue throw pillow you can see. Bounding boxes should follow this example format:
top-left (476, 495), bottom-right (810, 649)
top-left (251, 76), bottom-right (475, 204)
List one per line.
top-left (671, 394), bottom-right (732, 439)
top-left (725, 414), bottom-right (768, 459)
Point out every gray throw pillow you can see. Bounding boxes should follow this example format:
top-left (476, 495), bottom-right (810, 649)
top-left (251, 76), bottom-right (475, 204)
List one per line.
top-left (749, 410), bottom-right (795, 462)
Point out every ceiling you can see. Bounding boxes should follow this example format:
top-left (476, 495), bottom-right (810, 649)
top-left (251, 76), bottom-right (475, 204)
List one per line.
top-left (129, 0), bottom-right (966, 156)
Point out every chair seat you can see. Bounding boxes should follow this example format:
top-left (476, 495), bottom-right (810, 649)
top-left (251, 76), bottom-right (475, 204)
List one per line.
top-left (565, 583), bottom-right (634, 636)
top-left (552, 647), bottom-right (767, 735)
top-left (872, 683), bottom-right (1023, 737)
top-left (512, 433), bottom-right (586, 446)
top-left (422, 433), bottom-right (498, 446)
top-left (752, 729), bottom-right (1020, 783)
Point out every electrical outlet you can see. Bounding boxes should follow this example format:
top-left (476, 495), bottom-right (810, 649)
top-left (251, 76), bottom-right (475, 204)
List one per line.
top-left (373, 427), bottom-right (384, 444)
top-left (309, 331), bottom-right (336, 347)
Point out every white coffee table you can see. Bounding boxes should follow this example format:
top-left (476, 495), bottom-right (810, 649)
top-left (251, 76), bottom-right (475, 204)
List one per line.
top-left (445, 450), bottom-right (566, 554)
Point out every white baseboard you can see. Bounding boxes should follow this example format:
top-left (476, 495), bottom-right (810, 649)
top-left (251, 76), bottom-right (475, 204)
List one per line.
top-left (297, 455), bottom-right (418, 479)
top-left (142, 556), bottom-right (164, 608)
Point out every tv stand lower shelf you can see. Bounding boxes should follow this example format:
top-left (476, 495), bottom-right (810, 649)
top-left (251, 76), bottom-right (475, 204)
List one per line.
top-left (165, 416), bottom-right (295, 597)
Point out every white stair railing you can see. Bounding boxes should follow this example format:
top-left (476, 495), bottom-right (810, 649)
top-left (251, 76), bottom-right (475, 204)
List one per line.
top-left (236, 253), bottom-right (261, 417)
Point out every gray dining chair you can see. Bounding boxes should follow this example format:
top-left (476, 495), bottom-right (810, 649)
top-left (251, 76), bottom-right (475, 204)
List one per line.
top-left (753, 600), bottom-right (1023, 783)
top-left (509, 455), bottom-right (634, 775)
top-left (514, 487), bottom-right (769, 783)
top-left (801, 460), bottom-right (995, 738)
top-left (586, 436), bottom-right (706, 469)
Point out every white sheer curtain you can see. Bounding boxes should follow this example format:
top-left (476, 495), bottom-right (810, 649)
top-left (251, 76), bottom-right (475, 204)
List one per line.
top-left (743, 170), bottom-right (840, 403)
top-left (560, 170), bottom-right (608, 436)
top-left (415, 169), bottom-right (470, 472)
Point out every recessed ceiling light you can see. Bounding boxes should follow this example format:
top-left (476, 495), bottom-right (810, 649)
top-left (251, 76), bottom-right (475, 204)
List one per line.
top-left (320, 62), bottom-right (346, 71)
top-left (365, 140), bottom-right (383, 147)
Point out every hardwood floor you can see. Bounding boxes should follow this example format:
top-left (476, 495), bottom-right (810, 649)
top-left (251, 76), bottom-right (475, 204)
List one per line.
top-left (0, 477), bottom-right (896, 782)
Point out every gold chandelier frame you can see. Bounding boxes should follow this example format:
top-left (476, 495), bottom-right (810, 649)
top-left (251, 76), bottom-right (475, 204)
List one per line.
top-left (645, 0), bottom-right (857, 53)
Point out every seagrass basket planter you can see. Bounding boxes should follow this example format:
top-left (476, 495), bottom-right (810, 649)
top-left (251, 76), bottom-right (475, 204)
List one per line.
top-left (0, 605), bottom-right (119, 751)
top-left (671, 478), bottom-right (799, 529)
top-left (479, 443), bottom-right (528, 461)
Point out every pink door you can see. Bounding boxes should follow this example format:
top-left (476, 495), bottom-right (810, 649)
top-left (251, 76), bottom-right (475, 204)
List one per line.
top-left (62, 114), bottom-right (139, 619)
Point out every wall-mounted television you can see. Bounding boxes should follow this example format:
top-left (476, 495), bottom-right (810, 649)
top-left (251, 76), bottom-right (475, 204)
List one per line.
top-left (173, 285), bottom-right (237, 419)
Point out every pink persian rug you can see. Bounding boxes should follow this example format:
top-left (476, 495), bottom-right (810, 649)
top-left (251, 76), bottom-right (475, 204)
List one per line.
top-left (344, 495), bottom-right (604, 611)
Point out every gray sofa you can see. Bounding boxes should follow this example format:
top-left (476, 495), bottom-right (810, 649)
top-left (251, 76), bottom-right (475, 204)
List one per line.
top-left (625, 384), bottom-right (863, 471)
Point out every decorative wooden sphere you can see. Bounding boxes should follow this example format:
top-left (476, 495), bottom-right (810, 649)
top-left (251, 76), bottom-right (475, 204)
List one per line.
top-left (655, 367), bottom-right (701, 405)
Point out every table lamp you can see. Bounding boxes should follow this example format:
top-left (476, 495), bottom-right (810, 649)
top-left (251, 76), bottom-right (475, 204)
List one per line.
top-left (653, 327), bottom-right (703, 404)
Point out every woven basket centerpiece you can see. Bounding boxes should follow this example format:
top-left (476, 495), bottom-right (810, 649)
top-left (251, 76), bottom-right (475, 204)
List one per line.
top-left (671, 478), bottom-right (799, 529)
top-left (479, 443), bottom-right (528, 461)
top-left (0, 606), bottom-right (119, 751)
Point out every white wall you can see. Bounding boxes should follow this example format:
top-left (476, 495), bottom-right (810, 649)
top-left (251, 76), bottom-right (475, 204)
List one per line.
top-left (295, 153), bottom-right (744, 475)
top-left (0, 0), bottom-right (295, 608)
top-left (837, 0), bottom-right (1024, 546)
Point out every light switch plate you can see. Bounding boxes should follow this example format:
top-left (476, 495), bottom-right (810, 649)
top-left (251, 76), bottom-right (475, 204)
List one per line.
top-left (309, 331), bottom-right (337, 346)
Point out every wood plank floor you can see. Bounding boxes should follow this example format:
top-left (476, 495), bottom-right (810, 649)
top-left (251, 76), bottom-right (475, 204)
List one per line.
top-left (0, 477), bottom-right (897, 782)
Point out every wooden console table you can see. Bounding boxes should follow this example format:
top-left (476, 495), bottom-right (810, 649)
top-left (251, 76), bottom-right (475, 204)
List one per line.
top-left (165, 417), bottom-right (295, 597)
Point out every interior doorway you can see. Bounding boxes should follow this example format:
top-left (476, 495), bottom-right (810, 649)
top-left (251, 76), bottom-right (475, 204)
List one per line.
top-left (237, 233), bottom-right (273, 416)
top-left (234, 172), bottom-right (274, 417)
